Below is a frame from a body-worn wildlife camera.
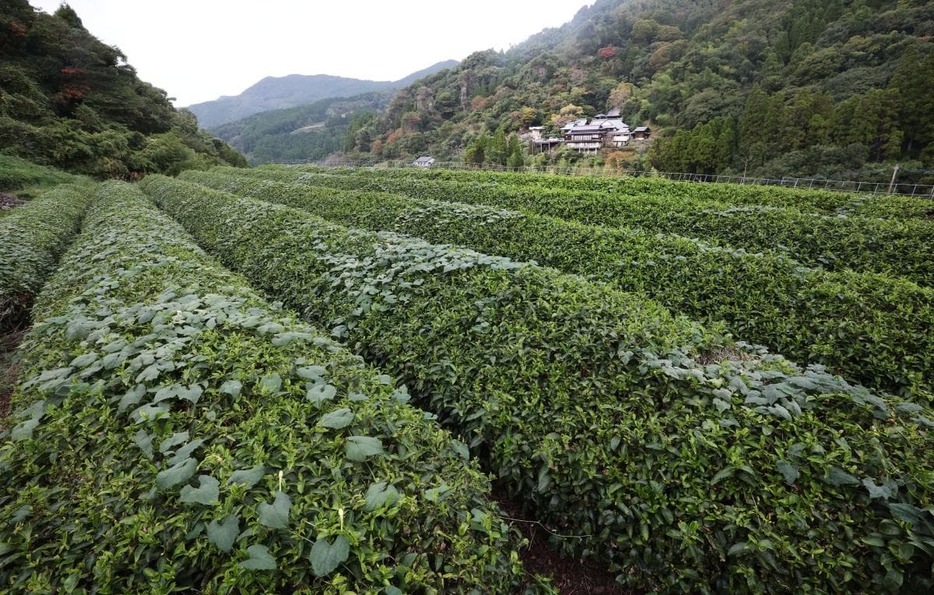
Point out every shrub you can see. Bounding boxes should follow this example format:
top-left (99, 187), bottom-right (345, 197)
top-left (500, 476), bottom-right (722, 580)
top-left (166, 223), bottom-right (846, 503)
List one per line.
top-left (0, 182), bottom-right (93, 332)
top-left (0, 181), bottom-right (525, 592)
top-left (275, 167), bottom-right (934, 286)
top-left (144, 175), bottom-right (934, 592)
top-left (180, 169), bottom-right (934, 399)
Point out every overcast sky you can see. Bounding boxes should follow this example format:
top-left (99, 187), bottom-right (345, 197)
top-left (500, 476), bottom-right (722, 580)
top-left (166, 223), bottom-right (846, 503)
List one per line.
top-left (29, 1), bottom-right (593, 107)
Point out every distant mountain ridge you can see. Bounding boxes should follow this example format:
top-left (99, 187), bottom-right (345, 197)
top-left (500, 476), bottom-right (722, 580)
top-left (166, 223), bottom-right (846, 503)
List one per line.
top-left (188, 60), bottom-right (459, 129)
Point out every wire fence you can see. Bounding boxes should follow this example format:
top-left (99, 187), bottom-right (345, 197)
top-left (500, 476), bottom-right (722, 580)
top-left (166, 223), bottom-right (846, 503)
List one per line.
top-left (273, 159), bottom-right (934, 198)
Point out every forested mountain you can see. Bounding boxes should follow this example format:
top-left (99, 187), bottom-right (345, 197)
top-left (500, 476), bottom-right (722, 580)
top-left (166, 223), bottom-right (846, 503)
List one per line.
top-left (343, 0), bottom-right (933, 182)
top-left (0, 0), bottom-right (245, 178)
top-left (211, 93), bottom-right (392, 165)
top-left (188, 60), bottom-right (459, 129)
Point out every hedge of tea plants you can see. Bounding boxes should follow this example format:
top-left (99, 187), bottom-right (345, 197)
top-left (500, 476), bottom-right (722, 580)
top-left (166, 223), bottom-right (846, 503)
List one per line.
top-left (0, 181), bottom-right (525, 592)
top-left (144, 175), bottom-right (934, 593)
top-left (180, 169), bottom-right (934, 399)
top-left (0, 184), bottom-right (94, 333)
top-left (320, 166), bottom-right (934, 221)
top-left (276, 168), bottom-right (934, 287)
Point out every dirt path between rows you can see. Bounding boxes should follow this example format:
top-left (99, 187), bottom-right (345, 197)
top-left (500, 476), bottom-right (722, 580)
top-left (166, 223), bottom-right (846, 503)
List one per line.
top-left (495, 485), bottom-right (634, 594)
top-left (0, 192), bottom-right (27, 212)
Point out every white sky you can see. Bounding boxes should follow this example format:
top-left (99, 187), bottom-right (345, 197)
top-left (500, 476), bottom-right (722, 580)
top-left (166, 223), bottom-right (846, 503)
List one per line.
top-left (28, 1), bottom-right (593, 107)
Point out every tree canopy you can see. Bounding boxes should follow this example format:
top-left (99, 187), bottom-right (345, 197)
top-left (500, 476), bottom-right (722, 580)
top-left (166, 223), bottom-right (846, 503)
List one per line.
top-left (0, 0), bottom-right (246, 178)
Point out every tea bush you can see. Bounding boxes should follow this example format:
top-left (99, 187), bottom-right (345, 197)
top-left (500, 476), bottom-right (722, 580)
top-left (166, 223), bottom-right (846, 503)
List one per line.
top-left (144, 175), bottom-right (934, 593)
top-left (317, 166), bottom-right (934, 221)
top-left (180, 169), bottom-right (934, 400)
top-left (0, 181), bottom-right (525, 592)
top-left (277, 168), bottom-right (934, 287)
top-left (0, 183), bottom-right (94, 332)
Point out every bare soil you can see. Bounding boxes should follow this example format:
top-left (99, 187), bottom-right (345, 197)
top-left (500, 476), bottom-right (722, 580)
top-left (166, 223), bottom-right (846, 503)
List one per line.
top-left (495, 485), bottom-right (634, 594)
top-left (0, 192), bottom-right (26, 211)
top-left (0, 329), bottom-right (25, 420)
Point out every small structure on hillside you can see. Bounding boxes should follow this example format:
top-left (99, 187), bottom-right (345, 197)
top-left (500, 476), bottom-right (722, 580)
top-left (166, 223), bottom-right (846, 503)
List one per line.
top-left (562, 115), bottom-right (633, 152)
top-left (413, 156), bottom-right (435, 167)
top-left (564, 124), bottom-right (607, 153)
top-left (633, 126), bottom-right (652, 141)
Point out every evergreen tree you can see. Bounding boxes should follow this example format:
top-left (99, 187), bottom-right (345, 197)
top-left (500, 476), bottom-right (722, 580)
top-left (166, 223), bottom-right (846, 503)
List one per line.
top-left (506, 134), bottom-right (524, 169)
top-left (464, 133), bottom-right (488, 165)
top-left (488, 129), bottom-right (508, 166)
top-left (889, 45), bottom-right (934, 156)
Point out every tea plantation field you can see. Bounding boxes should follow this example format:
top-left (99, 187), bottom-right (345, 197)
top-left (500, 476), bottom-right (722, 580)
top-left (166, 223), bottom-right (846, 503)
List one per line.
top-left (2, 167), bottom-right (933, 593)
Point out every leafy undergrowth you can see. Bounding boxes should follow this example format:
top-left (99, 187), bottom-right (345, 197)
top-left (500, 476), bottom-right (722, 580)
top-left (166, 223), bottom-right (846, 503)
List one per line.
top-left (0, 182), bottom-right (526, 592)
top-left (0, 154), bottom-right (87, 194)
top-left (144, 175), bottom-right (934, 593)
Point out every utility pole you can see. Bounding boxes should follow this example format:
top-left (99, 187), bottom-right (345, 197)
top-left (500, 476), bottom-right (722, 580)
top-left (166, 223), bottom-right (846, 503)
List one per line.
top-left (888, 164), bottom-right (900, 194)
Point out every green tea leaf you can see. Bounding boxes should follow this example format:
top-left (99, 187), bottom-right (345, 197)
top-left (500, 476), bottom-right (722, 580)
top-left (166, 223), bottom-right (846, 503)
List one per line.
top-left (258, 372), bottom-right (282, 394)
top-left (179, 475), bottom-right (219, 505)
top-left (319, 408), bottom-right (354, 430)
top-left (156, 457), bottom-right (197, 490)
top-left (711, 466), bottom-right (734, 485)
top-left (310, 535), bottom-right (350, 577)
top-left (207, 515), bottom-right (240, 552)
top-left (239, 544), bottom-right (277, 571)
top-left (228, 465), bottom-right (266, 488)
top-left (824, 466), bottom-right (859, 487)
top-left (257, 491), bottom-right (291, 529)
top-left (134, 430), bottom-right (153, 459)
top-left (776, 460), bottom-right (799, 485)
top-left (306, 383), bottom-right (337, 404)
top-left (220, 380), bottom-right (242, 397)
top-left (346, 436), bottom-right (384, 462)
top-left (365, 482), bottom-right (401, 511)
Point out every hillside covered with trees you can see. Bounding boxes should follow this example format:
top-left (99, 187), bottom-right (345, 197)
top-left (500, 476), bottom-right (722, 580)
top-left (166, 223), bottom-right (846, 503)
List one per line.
top-left (189, 60), bottom-right (458, 130)
top-left (211, 93), bottom-right (394, 165)
top-left (0, 0), bottom-right (246, 179)
top-left (341, 0), bottom-right (933, 182)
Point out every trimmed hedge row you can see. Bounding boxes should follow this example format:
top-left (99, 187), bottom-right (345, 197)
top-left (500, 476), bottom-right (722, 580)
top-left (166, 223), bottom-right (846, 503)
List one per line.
top-left (144, 174), bottom-right (934, 593)
top-left (324, 166), bottom-right (934, 221)
top-left (0, 183), bottom-right (94, 333)
top-left (0, 181), bottom-right (525, 592)
top-left (275, 168), bottom-right (934, 286)
top-left (180, 169), bottom-right (934, 399)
